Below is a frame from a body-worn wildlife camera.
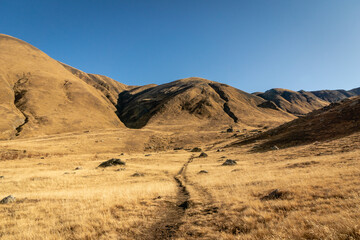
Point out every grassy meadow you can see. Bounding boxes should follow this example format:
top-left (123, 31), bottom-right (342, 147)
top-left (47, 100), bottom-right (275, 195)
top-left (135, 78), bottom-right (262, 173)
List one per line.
top-left (0, 129), bottom-right (359, 239)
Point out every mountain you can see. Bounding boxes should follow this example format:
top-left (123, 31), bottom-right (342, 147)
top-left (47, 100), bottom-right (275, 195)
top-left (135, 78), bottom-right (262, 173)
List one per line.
top-left (116, 78), bottom-right (295, 130)
top-left (1, 33), bottom-right (358, 139)
top-left (0, 34), bottom-right (125, 139)
top-left (233, 96), bottom-right (360, 150)
top-left (311, 88), bottom-right (360, 103)
top-left (0, 34), bottom-right (296, 139)
top-left (349, 87), bottom-right (360, 95)
top-left (255, 87), bottom-right (360, 115)
top-left (255, 88), bottom-right (329, 115)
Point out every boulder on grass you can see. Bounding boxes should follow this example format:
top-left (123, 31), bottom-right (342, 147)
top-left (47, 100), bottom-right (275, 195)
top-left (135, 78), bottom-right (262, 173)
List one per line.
top-left (199, 152), bottom-right (208, 158)
top-left (190, 147), bottom-right (202, 152)
top-left (98, 158), bottom-right (125, 168)
top-left (271, 145), bottom-right (280, 150)
top-left (260, 189), bottom-right (289, 201)
top-left (131, 172), bottom-right (144, 177)
top-left (226, 127), bottom-right (234, 133)
top-left (222, 159), bottom-right (237, 166)
top-left (0, 195), bottom-right (16, 204)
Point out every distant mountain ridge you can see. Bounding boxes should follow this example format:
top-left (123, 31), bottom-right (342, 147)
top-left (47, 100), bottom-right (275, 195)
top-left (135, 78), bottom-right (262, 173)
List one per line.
top-left (311, 88), bottom-right (360, 103)
top-left (231, 95), bottom-right (360, 150)
top-left (254, 87), bottom-right (360, 115)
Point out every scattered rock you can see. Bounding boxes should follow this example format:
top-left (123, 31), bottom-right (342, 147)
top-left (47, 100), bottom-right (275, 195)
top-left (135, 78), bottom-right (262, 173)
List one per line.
top-left (116, 168), bottom-right (126, 171)
top-left (220, 156), bottom-right (227, 158)
top-left (178, 200), bottom-right (190, 210)
top-left (261, 189), bottom-right (289, 201)
top-left (222, 159), bottom-right (237, 166)
top-left (40, 157), bottom-right (45, 159)
top-left (199, 152), bottom-right (208, 158)
top-left (0, 176), bottom-right (4, 179)
top-left (198, 170), bottom-right (208, 174)
top-left (145, 154), bottom-right (152, 157)
top-left (226, 127), bottom-right (234, 133)
top-left (0, 195), bottom-right (16, 204)
top-left (174, 147), bottom-right (183, 150)
top-left (131, 172), bottom-right (144, 177)
top-left (250, 129), bottom-right (258, 133)
top-left (190, 147), bottom-right (202, 152)
top-left (119, 153), bottom-right (124, 156)
top-left (98, 158), bottom-right (126, 168)
top-left (153, 196), bottom-right (162, 200)
top-left (64, 172), bottom-right (76, 174)
top-left (74, 167), bottom-right (82, 170)
top-left (271, 145), bottom-right (280, 150)
top-left (216, 149), bottom-right (225, 152)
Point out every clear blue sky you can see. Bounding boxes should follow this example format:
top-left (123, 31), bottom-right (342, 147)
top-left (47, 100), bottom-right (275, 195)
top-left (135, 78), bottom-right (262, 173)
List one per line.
top-left (1, 0), bottom-right (359, 92)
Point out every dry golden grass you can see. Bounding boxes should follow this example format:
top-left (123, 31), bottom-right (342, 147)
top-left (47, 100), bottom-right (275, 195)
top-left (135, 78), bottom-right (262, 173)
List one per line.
top-left (1, 129), bottom-right (359, 239)
top-left (0, 151), bottom-right (189, 239)
top-left (180, 134), bottom-right (360, 239)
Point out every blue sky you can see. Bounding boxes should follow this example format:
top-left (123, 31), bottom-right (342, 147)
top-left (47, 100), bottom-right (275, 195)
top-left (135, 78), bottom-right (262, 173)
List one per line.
top-left (1, 0), bottom-right (359, 92)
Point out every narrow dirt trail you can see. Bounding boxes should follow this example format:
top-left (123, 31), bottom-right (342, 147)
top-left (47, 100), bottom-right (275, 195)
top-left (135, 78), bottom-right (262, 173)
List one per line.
top-left (149, 155), bottom-right (195, 239)
top-left (147, 153), bottom-right (220, 239)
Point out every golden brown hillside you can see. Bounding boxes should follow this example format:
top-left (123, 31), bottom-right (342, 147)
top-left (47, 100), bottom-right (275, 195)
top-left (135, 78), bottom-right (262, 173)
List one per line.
top-left (116, 78), bottom-right (295, 130)
top-left (311, 87), bottom-right (360, 103)
top-left (0, 34), bottom-right (296, 139)
top-left (2, 33), bottom-right (358, 141)
top-left (255, 88), bottom-right (329, 115)
top-left (232, 96), bottom-right (360, 150)
top-left (0, 34), bottom-right (125, 139)
top-left (61, 63), bottom-right (135, 106)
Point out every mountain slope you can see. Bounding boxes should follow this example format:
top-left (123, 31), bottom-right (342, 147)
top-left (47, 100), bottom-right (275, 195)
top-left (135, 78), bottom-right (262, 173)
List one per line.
top-left (255, 87), bottom-right (360, 116)
top-left (61, 63), bottom-right (135, 106)
top-left (116, 78), bottom-right (295, 129)
top-left (349, 87), bottom-right (360, 95)
top-left (255, 88), bottom-right (329, 115)
top-left (310, 88), bottom-right (359, 103)
top-left (233, 96), bottom-right (360, 150)
top-left (0, 34), bottom-right (125, 139)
